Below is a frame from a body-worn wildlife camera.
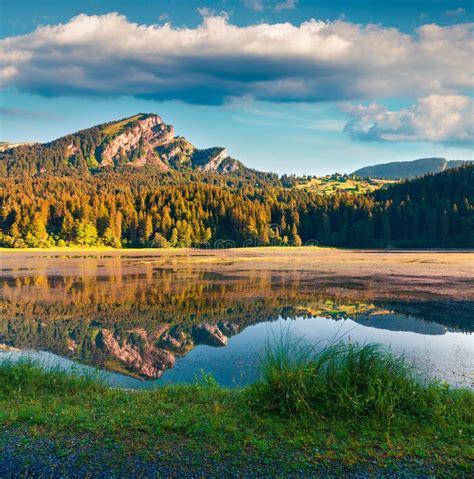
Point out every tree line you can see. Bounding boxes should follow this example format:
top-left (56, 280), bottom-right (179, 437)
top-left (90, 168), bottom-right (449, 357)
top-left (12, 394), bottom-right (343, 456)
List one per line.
top-left (0, 165), bottom-right (473, 249)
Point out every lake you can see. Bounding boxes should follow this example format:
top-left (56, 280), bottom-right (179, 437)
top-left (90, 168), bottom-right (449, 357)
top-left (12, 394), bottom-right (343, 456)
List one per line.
top-left (0, 250), bottom-right (473, 389)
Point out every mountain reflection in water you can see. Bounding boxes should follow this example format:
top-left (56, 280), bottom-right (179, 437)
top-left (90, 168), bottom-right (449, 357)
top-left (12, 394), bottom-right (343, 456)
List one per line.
top-left (0, 265), bottom-right (472, 384)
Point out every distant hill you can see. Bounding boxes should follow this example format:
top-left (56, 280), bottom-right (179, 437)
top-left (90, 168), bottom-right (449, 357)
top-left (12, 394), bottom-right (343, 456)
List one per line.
top-left (0, 113), bottom-right (244, 177)
top-left (353, 314), bottom-right (447, 335)
top-left (352, 157), bottom-right (473, 180)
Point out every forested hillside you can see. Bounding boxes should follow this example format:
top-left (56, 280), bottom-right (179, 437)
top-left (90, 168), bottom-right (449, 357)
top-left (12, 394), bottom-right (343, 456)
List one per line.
top-left (1, 114), bottom-right (472, 249)
top-left (1, 165), bottom-right (472, 248)
top-left (352, 157), bottom-right (472, 180)
top-left (0, 114), bottom-right (246, 176)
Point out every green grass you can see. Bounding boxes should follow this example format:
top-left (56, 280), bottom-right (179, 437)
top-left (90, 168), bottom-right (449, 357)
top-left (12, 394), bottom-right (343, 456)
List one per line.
top-left (101, 114), bottom-right (145, 137)
top-left (0, 343), bottom-right (472, 474)
top-left (250, 339), bottom-right (472, 424)
top-left (297, 175), bottom-right (398, 195)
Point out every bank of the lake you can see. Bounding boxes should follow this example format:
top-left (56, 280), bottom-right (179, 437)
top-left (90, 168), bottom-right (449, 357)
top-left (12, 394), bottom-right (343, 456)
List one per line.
top-left (2, 247), bottom-right (474, 301)
top-left (1, 345), bottom-right (472, 478)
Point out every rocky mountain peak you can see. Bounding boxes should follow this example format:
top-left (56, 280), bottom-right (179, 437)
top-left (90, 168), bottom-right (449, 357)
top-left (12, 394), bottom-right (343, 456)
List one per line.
top-left (0, 113), bottom-right (243, 176)
top-left (96, 113), bottom-right (243, 173)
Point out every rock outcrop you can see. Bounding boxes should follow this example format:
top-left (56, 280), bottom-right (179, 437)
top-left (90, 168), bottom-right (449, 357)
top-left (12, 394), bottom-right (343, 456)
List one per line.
top-left (0, 142), bottom-right (35, 152)
top-left (100, 115), bottom-right (174, 169)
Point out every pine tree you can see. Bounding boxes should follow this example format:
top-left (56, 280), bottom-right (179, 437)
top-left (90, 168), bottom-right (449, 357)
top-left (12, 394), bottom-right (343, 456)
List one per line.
top-left (170, 227), bottom-right (179, 247)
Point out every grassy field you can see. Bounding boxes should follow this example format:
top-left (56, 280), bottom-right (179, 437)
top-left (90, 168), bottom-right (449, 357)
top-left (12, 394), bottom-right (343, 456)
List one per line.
top-left (1, 343), bottom-right (472, 476)
top-left (296, 175), bottom-right (398, 195)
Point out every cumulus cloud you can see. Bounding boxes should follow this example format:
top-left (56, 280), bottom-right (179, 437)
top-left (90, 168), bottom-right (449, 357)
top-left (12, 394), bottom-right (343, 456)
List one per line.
top-left (0, 13), bottom-right (472, 105)
top-left (340, 95), bottom-right (474, 147)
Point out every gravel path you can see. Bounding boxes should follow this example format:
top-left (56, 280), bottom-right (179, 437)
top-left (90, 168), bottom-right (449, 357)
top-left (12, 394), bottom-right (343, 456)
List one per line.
top-left (1, 429), bottom-right (470, 478)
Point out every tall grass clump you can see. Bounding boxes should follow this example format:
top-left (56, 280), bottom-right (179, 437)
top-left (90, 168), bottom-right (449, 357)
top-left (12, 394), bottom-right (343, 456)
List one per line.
top-left (249, 337), bottom-right (473, 426)
top-left (0, 359), bottom-right (106, 397)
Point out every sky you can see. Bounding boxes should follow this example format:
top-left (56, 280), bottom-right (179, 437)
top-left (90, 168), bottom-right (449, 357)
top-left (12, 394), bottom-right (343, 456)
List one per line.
top-left (0, 0), bottom-right (473, 175)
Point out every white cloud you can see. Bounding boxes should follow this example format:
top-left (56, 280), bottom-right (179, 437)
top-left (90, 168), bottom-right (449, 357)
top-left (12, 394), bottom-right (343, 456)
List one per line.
top-left (274, 0), bottom-right (298, 12)
top-left (445, 7), bottom-right (466, 17)
top-left (244, 0), bottom-right (265, 12)
top-left (244, 0), bottom-right (298, 12)
top-left (0, 13), bottom-right (472, 106)
top-left (308, 119), bottom-right (346, 132)
top-left (340, 95), bottom-right (474, 147)
top-left (197, 7), bottom-right (216, 18)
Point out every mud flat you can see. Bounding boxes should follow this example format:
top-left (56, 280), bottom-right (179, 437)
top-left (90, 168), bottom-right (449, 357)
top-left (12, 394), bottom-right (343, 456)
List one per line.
top-left (1, 247), bottom-right (473, 300)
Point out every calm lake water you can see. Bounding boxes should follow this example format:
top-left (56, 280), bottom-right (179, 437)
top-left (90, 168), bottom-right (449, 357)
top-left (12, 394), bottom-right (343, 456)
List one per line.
top-left (1, 253), bottom-right (472, 389)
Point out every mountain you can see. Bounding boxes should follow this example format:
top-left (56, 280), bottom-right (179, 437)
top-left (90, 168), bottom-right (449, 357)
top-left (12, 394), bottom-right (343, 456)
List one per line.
top-left (0, 113), bottom-right (473, 249)
top-left (0, 113), bottom-right (243, 177)
top-left (352, 157), bottom-right (473, 180)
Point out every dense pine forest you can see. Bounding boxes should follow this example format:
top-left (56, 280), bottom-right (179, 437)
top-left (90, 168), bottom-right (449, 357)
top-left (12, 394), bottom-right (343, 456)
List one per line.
top-left (1, 164), bottom-right (473, 248)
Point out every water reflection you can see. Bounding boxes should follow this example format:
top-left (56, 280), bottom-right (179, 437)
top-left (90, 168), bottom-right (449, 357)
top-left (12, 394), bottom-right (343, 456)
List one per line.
top-left (0, 262), bottom-right (472, 386)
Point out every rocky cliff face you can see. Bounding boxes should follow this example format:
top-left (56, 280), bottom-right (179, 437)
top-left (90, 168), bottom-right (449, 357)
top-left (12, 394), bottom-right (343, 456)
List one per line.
top-left (0, 142), bottom-right (35, 152)
top-left (100, 115), bottom-right (174, 169)
top-left (192, 147), bottom-right (240, 173)
top-left (106, 114), bottom-right (243, 173)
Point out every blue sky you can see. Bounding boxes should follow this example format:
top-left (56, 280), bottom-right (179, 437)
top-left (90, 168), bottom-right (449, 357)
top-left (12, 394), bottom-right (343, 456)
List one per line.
top-left (0, 0), bottom-right (473, 175)
top-left (2, 1), bottom-right (473, 36)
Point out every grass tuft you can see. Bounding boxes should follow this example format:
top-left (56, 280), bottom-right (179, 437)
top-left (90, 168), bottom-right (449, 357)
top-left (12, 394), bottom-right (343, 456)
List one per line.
top-left (248, 338), bottom-right (473, 427)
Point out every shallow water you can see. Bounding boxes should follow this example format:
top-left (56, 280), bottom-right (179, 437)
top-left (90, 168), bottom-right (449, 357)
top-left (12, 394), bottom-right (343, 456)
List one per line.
top-left (0, 253), bottom-right (472, 389)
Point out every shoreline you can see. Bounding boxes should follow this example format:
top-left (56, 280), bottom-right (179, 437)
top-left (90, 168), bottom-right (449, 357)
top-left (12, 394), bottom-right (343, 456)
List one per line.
top-left (2, 247), bottom-right (473, 300)
top-left (2, 245), bottom-right (474, 252)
